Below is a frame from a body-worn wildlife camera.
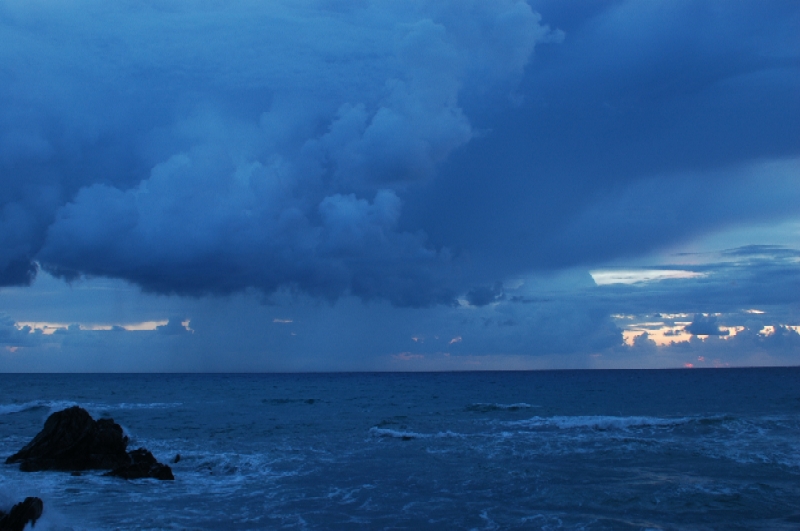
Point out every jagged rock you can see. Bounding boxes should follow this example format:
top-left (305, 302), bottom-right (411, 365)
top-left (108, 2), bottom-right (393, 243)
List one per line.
top-left (6, 406), bottom-right (174, 480)
top-left (107, 448), bottom-right (174, 481)
top-left (5, 406), bottom-right (129, 472)
top-left (0, 497), bottom-right (43, 531)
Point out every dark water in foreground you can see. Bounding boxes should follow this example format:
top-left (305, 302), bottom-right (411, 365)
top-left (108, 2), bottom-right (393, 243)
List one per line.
top-left (0, 369), bottom-right (798, 530)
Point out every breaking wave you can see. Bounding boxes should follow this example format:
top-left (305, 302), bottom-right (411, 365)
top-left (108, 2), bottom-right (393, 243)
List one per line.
top-left (0, 400), bottom-right (78, 416)
top-left (465, 403), bottom-right (539, 413)
top-left (369, 427), bottom-right (465, 440)
top-left (504, 415), bottom-right (732, 431)
top-left (0, 400), bottom-right (181, 416)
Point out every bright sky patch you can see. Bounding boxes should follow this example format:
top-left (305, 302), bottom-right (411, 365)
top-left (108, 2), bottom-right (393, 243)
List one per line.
top-left (590, 270), bottom-right (707, 286)
top-left (16, 320), bottom-right (169, 334)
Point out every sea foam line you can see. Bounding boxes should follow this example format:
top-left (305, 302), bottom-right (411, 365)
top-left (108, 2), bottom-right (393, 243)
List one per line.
top-left (369, 427), bottom-right (465, 440)
top-left (503, 415), bottom-right (730, 431)
top-left (0, 400), bottom-right (78, 416)
top-left (465, 403), bottom-right (539, 412)
top-left (0, 400), bottom-right (182, 416)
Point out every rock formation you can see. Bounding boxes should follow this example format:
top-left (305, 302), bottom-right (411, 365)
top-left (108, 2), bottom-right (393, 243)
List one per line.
top-left (5, 406), bottom-right (129, 472)
top-left (0, 497), bottom-right (43, 531)
top-left (107, 448), bottom-right (174, 480)
top-left (6, 406), bottom-right (173, 480)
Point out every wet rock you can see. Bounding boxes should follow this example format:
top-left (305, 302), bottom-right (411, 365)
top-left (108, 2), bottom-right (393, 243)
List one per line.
top-left (6, 406), bottom-right (174, 480)
top-left (107, 448), bottom-right (174, 481)
top-left (0, 497), bottom-right (44, 531)
top-left (5, 406), bottom-right (129, 471)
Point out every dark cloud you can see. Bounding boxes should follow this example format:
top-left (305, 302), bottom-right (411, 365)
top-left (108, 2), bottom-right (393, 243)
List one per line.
top-left (685, 315), bottom-right (728, 336)
top-left (0, 315), bottom-right (36, 347)
top-left (626, 324), bottom-right (800, 367)
top-left (0, 258), bottom-right (38, 287)
top-left (0, 0), bottom-right (798, 312)
top-left (1, 0), bottom-right (558, 306)
top-left (721, 245), bottom-right (800, 258)
top-left (465, 282), bottom-right (504, 306)
top-left (406, 0), bottom-right (800, 280)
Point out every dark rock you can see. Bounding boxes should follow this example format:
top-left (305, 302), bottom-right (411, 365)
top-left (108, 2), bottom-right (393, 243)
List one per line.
top-left (5, 406), bottom-right (129, 472)
top-left (0, 497), bottom-right (44, 531)
top-left (107, 448), bottom-right (174, 481)
top-left (6, 406), bottom-right (174, 480)
top-left (173, 453), bottom-right (181, 464)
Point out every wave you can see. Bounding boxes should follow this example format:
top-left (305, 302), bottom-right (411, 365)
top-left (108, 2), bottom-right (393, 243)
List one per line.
top-left (262, 398), bottom-right (318, 405)
top-left (370, 427), bottom-right (427, 440)
top-left (0, 400), bottom-right (78, 416)
top-left (369, 427), bottom-right (465, 440)
top-left (504, 415), bottom-right (731, 431)
top-left (465, 403), bottom-right (539, 413)
top-left (0, 400), bottom-right (181, 416)
top-left (104, 402), bottom-right (182, 410)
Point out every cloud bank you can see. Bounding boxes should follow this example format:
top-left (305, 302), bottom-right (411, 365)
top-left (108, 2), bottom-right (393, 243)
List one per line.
top-left (1, 0), bottom-right (798, 314)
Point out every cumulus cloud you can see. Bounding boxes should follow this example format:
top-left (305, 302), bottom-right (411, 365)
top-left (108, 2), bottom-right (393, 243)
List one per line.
top-left (685, 315), bottom-right (728, 336)
top-left (465, 282), bottom-right (505, 306)
top-left (0, 0), bottom-right (558, 306)
top-left (156, 318), bottom-right (192, 336)
top-left (0, 315), bottom-right (36, 347)
top-left (624, 324), bottom-right (800, 368)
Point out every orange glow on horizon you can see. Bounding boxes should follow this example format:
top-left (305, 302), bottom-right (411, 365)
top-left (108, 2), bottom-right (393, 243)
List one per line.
top-left (16, 320), bottom-right (169, 334)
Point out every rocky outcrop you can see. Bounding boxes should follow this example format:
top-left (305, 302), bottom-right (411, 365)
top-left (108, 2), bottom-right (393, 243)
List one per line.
top-left (6, 406), bottom-right (173, 480)
top-left (0, 497), bottom-right (43, 531)
top-left (5, 406), bottom-right (129, 472)
top-left (107, 448), bottom-right (174, 480)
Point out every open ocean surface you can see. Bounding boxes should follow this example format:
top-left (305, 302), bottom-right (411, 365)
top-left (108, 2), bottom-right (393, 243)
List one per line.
top-left (0, 369), bottom-right (798, 530)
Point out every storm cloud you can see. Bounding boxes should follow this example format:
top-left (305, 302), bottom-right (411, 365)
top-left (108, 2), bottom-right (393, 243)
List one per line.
top-left (2, 0), bottom-right (556, 306)
top-left (1, 0), bottom-right (799, 313)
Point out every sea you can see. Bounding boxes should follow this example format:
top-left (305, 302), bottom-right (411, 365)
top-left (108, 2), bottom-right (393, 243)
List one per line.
top-left (0, 369), bottom-right (798, 530)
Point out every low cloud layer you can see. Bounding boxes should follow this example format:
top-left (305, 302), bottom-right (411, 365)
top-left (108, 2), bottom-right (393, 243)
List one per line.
top-left (1, 244), bottom-right (799, 371)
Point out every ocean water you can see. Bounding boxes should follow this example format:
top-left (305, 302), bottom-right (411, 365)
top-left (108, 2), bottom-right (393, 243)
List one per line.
top-left (0, 369), bottom-right (798, 530)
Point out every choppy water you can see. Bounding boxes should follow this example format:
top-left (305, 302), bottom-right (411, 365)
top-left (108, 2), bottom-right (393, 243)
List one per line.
top-left (0, 369), bottom-right (799, 530)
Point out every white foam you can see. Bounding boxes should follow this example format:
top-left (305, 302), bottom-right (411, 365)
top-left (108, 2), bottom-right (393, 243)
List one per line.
top-left (0, 400), bottom-right (78, 416)
top-left (466, 403), bottom-right (539, 412)
top-left (505, 415), bottom-right (700, 431)
top-left (0, 400), bottom-right (182, 417)
top-left (369, 427), bottom-right (466, 440)
top-left (369, 427), bottom-right (428, 439)
top-left (105, 402), bottom-right (182, 410)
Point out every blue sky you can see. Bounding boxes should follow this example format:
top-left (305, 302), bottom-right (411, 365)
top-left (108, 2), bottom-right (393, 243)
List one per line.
top-left (1, 0), bottom-right (798, 371)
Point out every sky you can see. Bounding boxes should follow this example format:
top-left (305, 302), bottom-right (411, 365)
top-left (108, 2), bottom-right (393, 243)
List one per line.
top-left (0, 0), bottom-right (798, 372)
